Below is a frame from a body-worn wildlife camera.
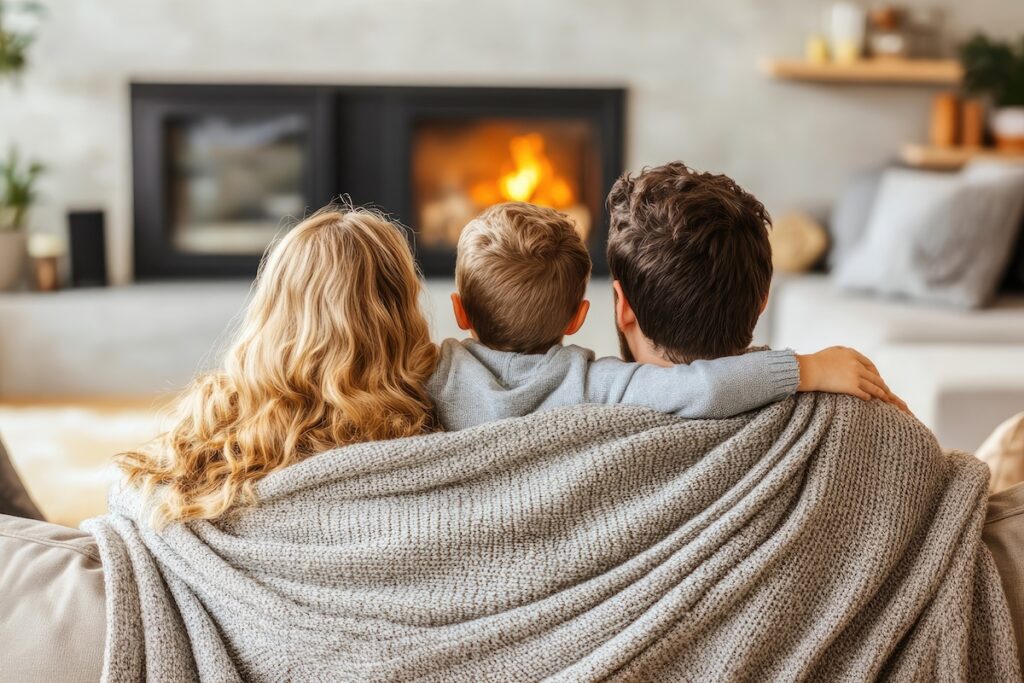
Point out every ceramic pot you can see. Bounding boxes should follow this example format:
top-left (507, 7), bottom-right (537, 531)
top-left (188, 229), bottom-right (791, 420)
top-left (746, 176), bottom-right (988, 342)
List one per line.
top-left (0, 206), bottom-right (18, 231)
top-left (992, 107), bottom-right (1024, 152)
top-left (0, 230), bottom-right (26, 291)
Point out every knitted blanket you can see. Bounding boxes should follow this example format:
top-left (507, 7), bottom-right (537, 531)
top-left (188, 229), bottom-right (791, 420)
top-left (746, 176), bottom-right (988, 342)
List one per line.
top-left (83, 395), bottom-right (1021, 682)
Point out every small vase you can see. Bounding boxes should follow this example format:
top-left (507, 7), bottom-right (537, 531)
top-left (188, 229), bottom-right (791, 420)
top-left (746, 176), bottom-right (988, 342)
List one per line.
top-left (0, 206), bottom-right (19, 231)
top-left (991, 107), bottom-right (1024, 152)
top-left (960, 99), bottom-right (986, 147)
top-left (929, 92), bottom-right (960, 148)
top-left (0, 231), bottom-right (27, 291)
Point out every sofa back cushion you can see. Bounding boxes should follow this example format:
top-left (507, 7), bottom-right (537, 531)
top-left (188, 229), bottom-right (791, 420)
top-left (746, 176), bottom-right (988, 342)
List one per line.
top-left (833, 163), bottom-right (1024, 308)
top-left (829, 165), bottom-right (1024, 296)
top-left (827, 167), bottom-right (883, 269)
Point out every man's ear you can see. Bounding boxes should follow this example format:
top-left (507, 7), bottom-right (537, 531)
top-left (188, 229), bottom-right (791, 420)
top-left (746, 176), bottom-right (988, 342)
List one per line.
top-left (451, 292), bottom-right (473, 331)
top-left (612, 280), bottom-right (636, 332)
top-left (564, 299), bottom-right (590, 336)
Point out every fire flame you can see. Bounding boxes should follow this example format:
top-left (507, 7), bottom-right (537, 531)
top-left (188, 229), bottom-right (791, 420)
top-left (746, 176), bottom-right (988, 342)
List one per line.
top-left (471, 133), bottom-right (576, 209)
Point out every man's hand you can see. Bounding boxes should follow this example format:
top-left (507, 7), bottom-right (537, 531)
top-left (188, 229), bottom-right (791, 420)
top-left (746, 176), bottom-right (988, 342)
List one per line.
top-left (796, 346), bottom-right (910, 413)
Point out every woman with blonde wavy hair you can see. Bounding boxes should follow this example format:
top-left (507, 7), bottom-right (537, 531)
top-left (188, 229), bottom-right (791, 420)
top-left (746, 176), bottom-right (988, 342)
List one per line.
top-left (118, 205), bottom-right (439, 526)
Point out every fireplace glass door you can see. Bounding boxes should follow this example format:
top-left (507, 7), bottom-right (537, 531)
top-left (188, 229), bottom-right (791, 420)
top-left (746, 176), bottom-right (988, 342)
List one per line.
top-left (411, 118), bottom-right (600, 252)
top-left (167, 113), bottom-right (309, 255)
top-left (132, 85), bottom-right (331, 279)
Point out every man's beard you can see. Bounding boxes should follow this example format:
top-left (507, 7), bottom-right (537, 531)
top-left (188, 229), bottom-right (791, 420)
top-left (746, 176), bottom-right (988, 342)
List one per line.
top-left (617, 327), bottom-right (635, 362)
top-left (613, 289), bottom-right (636, 362)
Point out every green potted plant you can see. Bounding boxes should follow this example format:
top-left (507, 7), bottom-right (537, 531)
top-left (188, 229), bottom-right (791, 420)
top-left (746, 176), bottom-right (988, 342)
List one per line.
top-left (0, 0), bottom-right (43, 79)
top-left (0, 146), bottom-right (44, 290)
top-left (960, 34), bottom-right (1024, 151)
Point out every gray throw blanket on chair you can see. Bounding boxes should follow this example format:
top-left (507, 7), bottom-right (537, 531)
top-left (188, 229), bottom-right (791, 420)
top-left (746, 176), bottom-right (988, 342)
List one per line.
top-left (82, 395), bottom-right (1021, 681)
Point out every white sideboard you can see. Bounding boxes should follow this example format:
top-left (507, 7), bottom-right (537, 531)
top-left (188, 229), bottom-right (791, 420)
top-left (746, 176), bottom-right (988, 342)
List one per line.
top-left (0, 279), bottom-right (629, 398)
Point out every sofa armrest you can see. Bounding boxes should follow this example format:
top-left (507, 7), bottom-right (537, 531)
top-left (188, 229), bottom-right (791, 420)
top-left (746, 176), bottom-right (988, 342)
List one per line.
top-left (0, 514), bottom-right (105, 682)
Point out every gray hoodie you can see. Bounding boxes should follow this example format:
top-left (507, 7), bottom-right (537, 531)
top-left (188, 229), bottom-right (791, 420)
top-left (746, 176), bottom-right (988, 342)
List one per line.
top-left (427, 339), bottom-right (800, 431)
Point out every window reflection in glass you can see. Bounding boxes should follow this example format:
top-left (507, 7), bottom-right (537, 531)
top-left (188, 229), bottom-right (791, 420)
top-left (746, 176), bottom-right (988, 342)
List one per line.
top-left (167, 114), bottom-right (308, 255)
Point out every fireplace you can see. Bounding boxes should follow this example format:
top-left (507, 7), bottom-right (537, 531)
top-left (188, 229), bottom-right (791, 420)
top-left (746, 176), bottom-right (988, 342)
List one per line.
top-left (412, 119), bottom-right (599, 251)
top-left (132, 84), bottom-right (624, 279)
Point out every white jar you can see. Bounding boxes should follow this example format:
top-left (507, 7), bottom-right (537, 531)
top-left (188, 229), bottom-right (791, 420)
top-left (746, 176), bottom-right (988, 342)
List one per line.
top-left (991, 107), bottom-right (1024, 151)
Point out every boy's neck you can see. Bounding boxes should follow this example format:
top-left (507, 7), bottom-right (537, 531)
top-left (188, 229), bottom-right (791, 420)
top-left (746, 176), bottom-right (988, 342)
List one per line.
top-left (468, 337), bottom-right (566, 355)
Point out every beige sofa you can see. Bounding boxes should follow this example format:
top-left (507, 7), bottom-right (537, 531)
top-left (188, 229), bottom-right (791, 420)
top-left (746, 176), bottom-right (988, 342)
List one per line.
top-left (766, 274), bottom-right (1024, 452)
top-left (0, 515), bottom-right (105, 682)
top-left (6, 478), bottom-right (1024, 679)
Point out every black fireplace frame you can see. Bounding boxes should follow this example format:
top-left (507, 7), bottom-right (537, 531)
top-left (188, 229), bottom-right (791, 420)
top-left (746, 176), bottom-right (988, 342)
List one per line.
top-left (131, 83), bottom-right (625, 279)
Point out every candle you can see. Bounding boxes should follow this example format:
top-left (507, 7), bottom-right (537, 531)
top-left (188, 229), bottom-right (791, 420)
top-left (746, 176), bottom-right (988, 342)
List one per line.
top-left (27, 232), bottom-right (65, 259)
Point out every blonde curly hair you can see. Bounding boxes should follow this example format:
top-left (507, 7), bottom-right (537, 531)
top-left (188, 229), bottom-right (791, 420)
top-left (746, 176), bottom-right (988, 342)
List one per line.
top-left (118, 206), bottom-right (438, 526)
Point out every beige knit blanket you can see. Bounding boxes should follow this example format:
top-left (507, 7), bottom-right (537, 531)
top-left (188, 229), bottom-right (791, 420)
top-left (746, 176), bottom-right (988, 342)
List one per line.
top-left (83, 395), bottom-right (1021, 681)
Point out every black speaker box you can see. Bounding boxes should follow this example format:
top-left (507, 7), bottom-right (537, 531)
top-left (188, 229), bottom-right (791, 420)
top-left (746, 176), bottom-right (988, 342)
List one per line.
top-left (68, 210), bottom-right (107, 287)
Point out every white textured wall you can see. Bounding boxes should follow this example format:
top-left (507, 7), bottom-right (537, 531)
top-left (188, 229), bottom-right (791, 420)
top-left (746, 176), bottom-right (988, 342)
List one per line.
top-left (1, 0), bottom-right (1023, 284)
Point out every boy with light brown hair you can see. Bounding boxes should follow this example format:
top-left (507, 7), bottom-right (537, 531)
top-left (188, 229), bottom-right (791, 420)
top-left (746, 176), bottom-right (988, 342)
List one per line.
top-left (427, 200), bottom-right (899, 431)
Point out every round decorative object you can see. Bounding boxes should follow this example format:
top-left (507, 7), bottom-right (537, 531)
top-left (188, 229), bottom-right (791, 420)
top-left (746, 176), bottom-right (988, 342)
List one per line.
top-left (768, 212), bottom-right (829, 274)
top-left (992, 107), bottom-right (1024, 152)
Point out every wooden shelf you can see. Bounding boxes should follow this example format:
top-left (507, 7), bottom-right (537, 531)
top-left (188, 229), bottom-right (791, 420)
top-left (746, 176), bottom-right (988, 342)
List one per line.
top-left (760, 58), bottom-right (962, 85)
top-left (900, 143), bottom-right (1024, 170)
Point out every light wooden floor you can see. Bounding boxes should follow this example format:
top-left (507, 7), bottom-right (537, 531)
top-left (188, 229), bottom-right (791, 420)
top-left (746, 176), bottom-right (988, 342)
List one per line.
top-left (0, 396), bottom-right (173, 527)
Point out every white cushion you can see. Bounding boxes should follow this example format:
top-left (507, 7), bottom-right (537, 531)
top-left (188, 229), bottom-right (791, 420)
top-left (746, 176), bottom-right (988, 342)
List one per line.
top-left (834, 164), bottom-right (1024, 308)
top-left (827, 167), bottom-right (883, 269)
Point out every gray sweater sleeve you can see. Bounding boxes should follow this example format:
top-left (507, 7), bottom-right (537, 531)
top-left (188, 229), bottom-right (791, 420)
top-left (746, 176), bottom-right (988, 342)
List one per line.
top-left (583, 349), bottom-right (800, 419)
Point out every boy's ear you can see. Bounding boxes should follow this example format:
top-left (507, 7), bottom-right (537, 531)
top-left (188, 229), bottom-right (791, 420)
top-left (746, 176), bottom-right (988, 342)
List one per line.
top-left (612, 280), bottom-right (637, 332)
top-left (564, 299), bottom-right (590, 336)
top-left (451, 293), bottom-right (473, 331)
